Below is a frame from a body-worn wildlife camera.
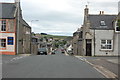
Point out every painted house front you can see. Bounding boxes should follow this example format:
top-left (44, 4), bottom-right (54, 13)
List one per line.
top-left (0, 3), bottom-right (17, 55)
top-left (0, 0), bottom-right (31, 55)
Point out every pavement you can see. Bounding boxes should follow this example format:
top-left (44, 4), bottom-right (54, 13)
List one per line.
top-left (2, 51), bottom-right (105, 78)
top-left (74, 55), bottom-right (119, 79)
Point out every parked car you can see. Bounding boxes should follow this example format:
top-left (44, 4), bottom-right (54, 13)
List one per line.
top-left (61, 48), bottom-right (65, 53)
top-left (38, 48), bottom-right (48, 55)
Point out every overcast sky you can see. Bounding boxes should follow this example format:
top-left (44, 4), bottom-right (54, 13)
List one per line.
top-left (1, 0), bottom-right (120, 36)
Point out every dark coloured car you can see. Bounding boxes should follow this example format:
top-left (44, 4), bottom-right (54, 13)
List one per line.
top-left (61, 48), bottom-right (65, 53)
top-left (38, 48), bottom-right (48, 55)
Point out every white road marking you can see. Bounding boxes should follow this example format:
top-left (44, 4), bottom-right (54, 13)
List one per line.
top-left (75, 56), bottom-right (87, 61)
top-left (3, 56), bottom-right (28, 64)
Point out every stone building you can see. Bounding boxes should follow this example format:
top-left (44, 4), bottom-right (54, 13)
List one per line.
top-left (73, 4), bottom-right (120, 56)
top-left (31, 35), bottom-right (38, 55)
top-left (0, 0), bottom-right (31, 55)
top-left (72, 28), bottom-right (81, 55)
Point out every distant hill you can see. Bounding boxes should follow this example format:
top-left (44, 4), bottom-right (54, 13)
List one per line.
top-left (40, 33), bottom-right (72, 40)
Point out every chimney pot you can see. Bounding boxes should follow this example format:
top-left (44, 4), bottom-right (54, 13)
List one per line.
top-left (102, 11), bottom-right (104, 14)
top-left (99, 11), bottom-right (102, 15)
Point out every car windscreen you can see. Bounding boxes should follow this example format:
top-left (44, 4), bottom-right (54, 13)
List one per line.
top-left (39, 48), bottom-right (47, 51)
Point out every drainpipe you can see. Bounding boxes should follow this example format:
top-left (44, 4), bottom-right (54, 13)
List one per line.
top-left (30, 28), bottom-right (32, 54)
top-left (16, 0), bottom-right (20, 55)
top-left (94, 28), bottom-right (96, 56)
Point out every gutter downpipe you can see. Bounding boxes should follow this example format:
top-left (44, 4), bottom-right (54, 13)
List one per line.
top-left (94, 28), bottom-right (96, 56)
top-left (16, 1), bottom-right (20, 55)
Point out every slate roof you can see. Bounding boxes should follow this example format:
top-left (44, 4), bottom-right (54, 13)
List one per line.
top-left (0, 3), bottom-right (16, 19)
top-left (0, 3), bottom-right (31, 28)
top-left (88, 15), bottom-right (117, 30)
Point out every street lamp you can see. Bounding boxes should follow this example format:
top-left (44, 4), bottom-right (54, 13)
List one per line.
top-left (31, 20), bottom-right (39, 26)
top-left (30, 20), bottom-right (39, 54)
top-left (31, 20), bottom-right (39, 31)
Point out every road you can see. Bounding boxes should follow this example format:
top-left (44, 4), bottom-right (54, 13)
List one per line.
top-left (2, 50), bottom-right (105, 78)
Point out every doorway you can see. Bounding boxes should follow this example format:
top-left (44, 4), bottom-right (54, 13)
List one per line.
top-left (86, 39), bottom-right (92, 56)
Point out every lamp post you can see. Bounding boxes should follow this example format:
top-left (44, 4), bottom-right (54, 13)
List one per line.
top-left (30, 20), bottom-right (39, 54)
top-left (31, 20), bottom-right (39, 32)
top-left (31, 20), bottom-right (39, 26)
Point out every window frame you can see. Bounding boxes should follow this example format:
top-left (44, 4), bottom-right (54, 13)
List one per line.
top-left (7, 37), bottom-right (14, 45)
top-left (100, 40), bottom-right (113, 50)
top-left (0, 20), bottom-right (7, 32)
top-left (100, 20), bottom-right (106, 26)
top-left (115, 20), bottom-right (120, 32)
top-left (0, 38), bottom-right (6, 49)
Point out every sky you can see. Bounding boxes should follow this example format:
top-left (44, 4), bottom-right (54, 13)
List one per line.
top-left (0, 0), bottom-right (120, 36)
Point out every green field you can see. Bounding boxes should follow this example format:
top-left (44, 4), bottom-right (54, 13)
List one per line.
top-left (41, 34), bottom-right (72, 40)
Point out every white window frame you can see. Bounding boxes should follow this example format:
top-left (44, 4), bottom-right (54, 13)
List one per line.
top-left (0, 38), bottom-right (6, 48)
top-left (100, 20), bottom-right (107, 28)
top-left (100, 40), bottom-right (113, 50)
top-left (0, 20), bottom-right (7, 32)
top-left (115, 20), bottom-right (120, 32)
top-left (100, 20), bottom-right (106, 26)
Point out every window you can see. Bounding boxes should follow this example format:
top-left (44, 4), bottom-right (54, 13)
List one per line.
top-left (100, 20), bottom-right (106, 26)
top-left (101, 40), bottom-right (112, 50)
top-left (0, 39), bottom-right (6, 48)
top-left (8, 37), bottom-right (14, 45)
top-left (115, 20), bottom-right (120, 32)
top-left (0, 20), bottom-right (6, 31)
top-left (79, 31), bottom-right (83, 38)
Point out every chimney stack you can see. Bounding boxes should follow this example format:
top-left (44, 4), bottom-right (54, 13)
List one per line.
top-left (102, 11), bottom-right (104, 15)
top-left (15, 0), bottom-right (20, 4)
top-left (99, 11), bottom-right (104, 15)
top-left (99, 11), bottom-right (102, 15)
top-left (15, 0), bottom-right (20, 7)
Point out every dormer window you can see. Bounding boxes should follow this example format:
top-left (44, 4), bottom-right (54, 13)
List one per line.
top-left (100, 20), bottom-right (107, 28)
top-left (100, 20), bottom-right (106, 26)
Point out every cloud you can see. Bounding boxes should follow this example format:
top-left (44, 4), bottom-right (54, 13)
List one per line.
top-left (19, 0), bottom-right (119, 36)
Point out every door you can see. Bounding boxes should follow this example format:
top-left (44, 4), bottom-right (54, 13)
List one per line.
top-left (86, 39), bottom-right (92, 56)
